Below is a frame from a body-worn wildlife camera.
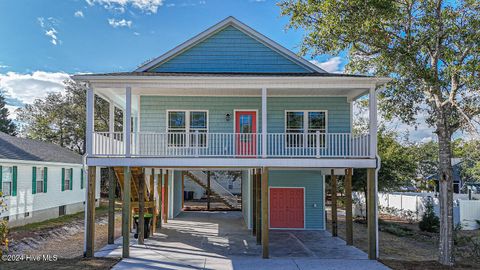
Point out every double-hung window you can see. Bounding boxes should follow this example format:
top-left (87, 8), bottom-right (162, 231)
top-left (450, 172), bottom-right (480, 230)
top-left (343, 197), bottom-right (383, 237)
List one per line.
top-left (167, 110), bottom-right (208, 147)
top-left (64, 168), bottom-right (73, 191)
top-left (285, 111), bottom-right (327, 148)
top-left (2, 167), bottom-right (13, 196)
top-left (36, 167), bottom-right (45, 193)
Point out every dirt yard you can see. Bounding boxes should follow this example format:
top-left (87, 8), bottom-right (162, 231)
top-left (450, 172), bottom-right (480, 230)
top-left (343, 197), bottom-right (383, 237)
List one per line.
top-left (0, 201), bottom-right (122, 270)
top-left (327, 209), bottom-right (480, 270)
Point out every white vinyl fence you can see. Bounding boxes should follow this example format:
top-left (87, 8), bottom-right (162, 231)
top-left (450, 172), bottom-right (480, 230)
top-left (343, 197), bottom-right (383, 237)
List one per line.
top-left (353, 192), bottom-right (480, 230)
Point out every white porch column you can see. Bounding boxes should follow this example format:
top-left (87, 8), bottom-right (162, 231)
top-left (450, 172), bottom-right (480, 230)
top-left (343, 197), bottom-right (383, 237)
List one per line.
top-left (368, 85), bottom-right (377, 158)
top-left (125, 86), bottom-right (132, 157)
top-left (261, 88), bottom-right (267, 158)
top-left (86, 86), bottom-right (95, 156)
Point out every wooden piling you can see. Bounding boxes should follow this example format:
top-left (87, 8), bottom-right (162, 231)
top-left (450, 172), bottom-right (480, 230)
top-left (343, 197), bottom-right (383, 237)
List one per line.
top-left (331, 169), bottom-right (338, 237)
top-left (107, 167), bottom-right (115, 244)
top-left (345, 168), bottom-right (353, 245)
top-left (367, 168), bottom-right (377, 260)
top-left (122, 167), bottom-right (131, 258)
top-left (138, 170), bottom-right (145, 244)
top-left (261, 167), bottom-right (269, 259)
top-left (85, 166), bottom-right (96, 257)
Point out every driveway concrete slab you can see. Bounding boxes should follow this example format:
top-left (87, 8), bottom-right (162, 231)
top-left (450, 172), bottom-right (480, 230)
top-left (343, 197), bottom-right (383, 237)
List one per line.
top-left (96, 211), bottom-right (389, 270)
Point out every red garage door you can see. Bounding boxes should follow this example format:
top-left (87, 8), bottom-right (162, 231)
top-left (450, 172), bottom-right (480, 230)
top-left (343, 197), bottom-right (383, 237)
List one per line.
top-left (270, 188), bottom-right (304, 229)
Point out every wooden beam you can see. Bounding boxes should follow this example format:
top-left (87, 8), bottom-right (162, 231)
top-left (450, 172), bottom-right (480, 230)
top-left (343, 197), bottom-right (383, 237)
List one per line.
top-left (252, 169), bottom-right (257, 236)
top-left (85, 166), bottom-right (96, 257)
top-left (163, 170), bottom-right (169, 223)
top-left (122, 167), bottom-right (131, 258)
top-left (345, 168), bottom-right (353, 245)
top-left (256, 168), bottom-right (261, 245)
top-left (107, 167), bottom-right (115, 245)
top-left (157, 170), bottom-right (162, 229)
top-left (331, 169), bottom-right (338, 237)
top-left (367, 168), bottom-right (377, 260)
top-left (261, 167), bottom-right (269, 259)
top-left (207, 171), bottom-right (211, 210)
top-left (182, 172), bottom-right (185, 209)
top-left (150, 171), bottom-right (156, 235)
top-left (138, 170), bottom-right (145, 244)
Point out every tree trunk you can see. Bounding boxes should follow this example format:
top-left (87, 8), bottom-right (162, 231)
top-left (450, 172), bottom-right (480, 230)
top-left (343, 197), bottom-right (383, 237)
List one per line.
top-left (436, 112), bottom-right (454, 266)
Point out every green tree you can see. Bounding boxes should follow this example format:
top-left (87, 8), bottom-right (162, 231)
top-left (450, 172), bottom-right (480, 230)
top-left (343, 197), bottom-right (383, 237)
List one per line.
top-left (453, 139), bottom-right (480, 182)
top-left (16, 80), bottom-right (122, 155)
top-left (280, 0), bottom-right (480, 264)
top-left (0, 91), bottom-right (16, 135)
top-left (352, 129), bottom-right (417, 194)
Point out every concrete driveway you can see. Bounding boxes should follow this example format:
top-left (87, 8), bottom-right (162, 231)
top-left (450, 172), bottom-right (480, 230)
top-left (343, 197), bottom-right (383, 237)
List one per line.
top-left (96, 211), bottom-right (389, 270)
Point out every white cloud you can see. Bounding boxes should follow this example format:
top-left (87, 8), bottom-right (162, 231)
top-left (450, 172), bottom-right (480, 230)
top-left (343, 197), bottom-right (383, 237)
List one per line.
top-left (310, 57), bottom-right (343, 73)
top-left (0, 64), bottom-right (8, 69)
top-left (37, 17), bottom-right (61, 45)
top-left (0, 71), bottom-right (70, 111)
top-left (74, 10), bottom-right (85, 18)
top-left (86, 0), bottom-right (164, 13)
top-left (108, 18), bottom-right (132, 28)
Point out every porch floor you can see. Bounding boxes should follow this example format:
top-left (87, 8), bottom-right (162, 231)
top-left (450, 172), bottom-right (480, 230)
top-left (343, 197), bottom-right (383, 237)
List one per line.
top-left (96, 211), bottom-right (389, 270)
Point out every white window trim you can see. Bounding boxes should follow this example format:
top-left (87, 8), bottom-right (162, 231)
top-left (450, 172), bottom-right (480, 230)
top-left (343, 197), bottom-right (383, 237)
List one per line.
top-left (284, 110), bottom-right (328, 149)
top-left (166, 110), bottom-right (209, 149)
top-left (1, 166), bottom-right (13, 197)
top-left (64, 168), bottom-right (73, 191)
top-left (36, 167), bottom-right (45, 193)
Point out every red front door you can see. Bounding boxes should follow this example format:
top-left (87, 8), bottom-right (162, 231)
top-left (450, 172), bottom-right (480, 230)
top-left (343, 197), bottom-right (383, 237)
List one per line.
top-left (235, 111), bottom-right (257, 156)
top-left (270, 188), bottom-right (305, 229)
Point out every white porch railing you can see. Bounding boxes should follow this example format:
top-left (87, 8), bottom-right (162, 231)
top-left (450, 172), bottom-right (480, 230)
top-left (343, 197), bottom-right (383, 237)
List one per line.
top-left (92, 132), bottom-right (370, 158)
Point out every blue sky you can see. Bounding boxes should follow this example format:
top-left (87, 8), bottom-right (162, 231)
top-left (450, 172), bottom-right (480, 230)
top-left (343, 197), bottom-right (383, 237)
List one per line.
top-left (0, 0), bottom-right (436, 142)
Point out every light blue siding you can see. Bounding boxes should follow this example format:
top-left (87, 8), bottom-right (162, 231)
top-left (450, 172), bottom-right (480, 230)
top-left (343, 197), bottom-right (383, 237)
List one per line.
top-left (140, 96), bottom-right (350, 133)
top-left (269, 170), bottom-right (324, 229)
top-left (150, 26), bottom-right (310, 73)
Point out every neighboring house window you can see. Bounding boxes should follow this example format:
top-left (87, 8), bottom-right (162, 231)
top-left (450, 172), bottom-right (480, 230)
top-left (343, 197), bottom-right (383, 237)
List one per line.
top-left (285, 111), bottom-right (327, 148)
top-left (167, 110), bottom-right (208, 147)
top-left (36, 167), bottom-right (44, 193)
top-left (62, 168), bottom-right (73, 191)
top-left (1, 166), bottom-right (13, 196)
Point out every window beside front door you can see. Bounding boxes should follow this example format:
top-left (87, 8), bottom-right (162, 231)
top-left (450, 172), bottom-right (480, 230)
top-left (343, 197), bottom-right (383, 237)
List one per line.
top-left (167, 110), bottom-right (208, 147)
top-left (285, 111), bottom-right (327, 148)
top-left (2, 166), bottom-right (13, 196)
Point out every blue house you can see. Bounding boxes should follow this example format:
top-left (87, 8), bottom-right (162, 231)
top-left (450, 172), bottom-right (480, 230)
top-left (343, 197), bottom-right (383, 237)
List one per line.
top-left (74, 17), bottom-right (389, 260)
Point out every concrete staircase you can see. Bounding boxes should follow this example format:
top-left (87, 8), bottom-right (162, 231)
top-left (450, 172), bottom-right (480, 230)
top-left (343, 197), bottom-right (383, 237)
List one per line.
top-left (183, 171), bottom-right (240, 209)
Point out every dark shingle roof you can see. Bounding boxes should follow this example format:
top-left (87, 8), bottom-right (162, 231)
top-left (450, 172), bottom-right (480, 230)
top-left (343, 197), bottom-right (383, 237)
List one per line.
top-left (0, 132), bottom-right (83, 164)
top-left (76, 71), bottom-right (372, 78)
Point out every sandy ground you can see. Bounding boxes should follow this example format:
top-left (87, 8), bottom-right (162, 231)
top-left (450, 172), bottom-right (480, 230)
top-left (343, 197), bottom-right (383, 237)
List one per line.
top-left (1, 206), bottom-right (123, 269)
top-left (327, 209), bottom-right (480, 269)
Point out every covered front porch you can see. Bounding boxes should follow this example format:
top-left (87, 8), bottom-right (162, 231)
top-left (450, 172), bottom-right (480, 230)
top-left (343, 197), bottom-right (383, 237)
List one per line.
top-left (96, 211), bottom-right (388, 270)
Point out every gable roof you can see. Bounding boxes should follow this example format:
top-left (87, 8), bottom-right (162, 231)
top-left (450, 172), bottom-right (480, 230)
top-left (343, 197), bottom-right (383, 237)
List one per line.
top-left (135, 16), bottom-right (326, 74)
top-left (0, 132), bottom-right (83, 164)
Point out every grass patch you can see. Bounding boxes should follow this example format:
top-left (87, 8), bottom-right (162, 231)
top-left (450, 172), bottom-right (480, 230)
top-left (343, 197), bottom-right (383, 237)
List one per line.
top-left (10, 205), bottom-right (110, 234)
top-left (379, 220), bottom-right (414, 237)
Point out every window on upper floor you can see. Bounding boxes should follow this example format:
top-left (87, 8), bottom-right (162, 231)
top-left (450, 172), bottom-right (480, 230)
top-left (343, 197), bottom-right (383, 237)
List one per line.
top-left (1, 166), bottom-right (13, 196)
top-left (167, 110), bottom-right (208, 147)
top-left (285, 111), bottom-right (327, 148)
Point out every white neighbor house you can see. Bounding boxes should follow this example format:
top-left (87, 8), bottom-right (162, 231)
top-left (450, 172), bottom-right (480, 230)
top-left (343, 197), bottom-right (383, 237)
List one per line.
top-left (0, 132), bottom-right (101, 227)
